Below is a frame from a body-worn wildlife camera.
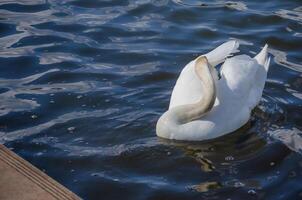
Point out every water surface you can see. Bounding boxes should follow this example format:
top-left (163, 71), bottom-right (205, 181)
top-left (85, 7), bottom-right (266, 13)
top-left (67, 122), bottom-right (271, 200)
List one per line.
top-left (0, 0), bottom-right (302, 199)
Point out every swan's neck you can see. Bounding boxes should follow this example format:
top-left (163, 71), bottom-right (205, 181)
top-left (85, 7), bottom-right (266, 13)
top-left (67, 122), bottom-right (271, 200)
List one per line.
top-left (156, 56), bottom-right (216, 138)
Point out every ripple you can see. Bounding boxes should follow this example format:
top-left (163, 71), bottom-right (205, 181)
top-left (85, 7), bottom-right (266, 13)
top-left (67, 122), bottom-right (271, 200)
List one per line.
top-left (0, 68), bottom-right (106, 116)
top-left (0, 0), bottom-right (45, 6)
top-left (0, 109), bottom-right (118, 143)
top-left (268, 48), bottom-right (302, 72)
top-left (275, 6), bottom-right (302, 24)
top-left (172, 0), bottom-right (248, 11)
top-left (268, 127), bottom-right (302, 154)
top-left (32, 137), bottom-right (159, 157)
top-left (38, 52), bottom-right (86, 65)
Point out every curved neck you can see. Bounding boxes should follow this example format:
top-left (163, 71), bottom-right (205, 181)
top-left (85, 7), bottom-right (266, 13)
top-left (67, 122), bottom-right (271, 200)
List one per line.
top-left (156, 56), bottom-right (217, 139)
top-left (171, 56), bottom-right (216, 124)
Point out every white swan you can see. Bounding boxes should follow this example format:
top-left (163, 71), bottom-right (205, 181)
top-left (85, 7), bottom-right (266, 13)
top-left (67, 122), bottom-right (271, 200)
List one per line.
top-left (156, 41), bottom-right (270, 141)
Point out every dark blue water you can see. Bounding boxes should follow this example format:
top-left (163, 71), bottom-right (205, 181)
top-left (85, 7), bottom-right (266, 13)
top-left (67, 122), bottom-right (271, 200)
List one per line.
top-left (0, 0), bottom-right (302, 199)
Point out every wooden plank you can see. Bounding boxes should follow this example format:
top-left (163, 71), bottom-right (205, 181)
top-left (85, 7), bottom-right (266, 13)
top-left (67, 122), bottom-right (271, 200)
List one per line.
top-left (0, 144), bottom-right (81, 200)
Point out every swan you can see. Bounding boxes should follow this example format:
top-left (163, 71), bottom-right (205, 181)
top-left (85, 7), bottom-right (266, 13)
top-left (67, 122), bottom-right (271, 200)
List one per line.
top-left (156, 40), bottom-right (270, 141)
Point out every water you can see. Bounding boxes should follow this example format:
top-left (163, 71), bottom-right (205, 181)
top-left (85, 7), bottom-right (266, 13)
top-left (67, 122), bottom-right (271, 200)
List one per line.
top-left (0, 0), bottom-right (301, 199)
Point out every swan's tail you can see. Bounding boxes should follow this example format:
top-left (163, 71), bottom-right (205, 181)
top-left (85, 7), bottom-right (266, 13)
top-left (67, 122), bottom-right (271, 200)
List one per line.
top-left (205, 40), bottom-right (239, 67)
top-left (254, 44), bottom-right (270, 72)
top-left (264, 56), bottom-right (271, 72)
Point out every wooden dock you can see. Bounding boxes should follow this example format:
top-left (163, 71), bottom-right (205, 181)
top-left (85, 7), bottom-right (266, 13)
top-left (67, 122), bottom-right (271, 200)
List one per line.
top-left (0, 144), bottom-right (81, 200)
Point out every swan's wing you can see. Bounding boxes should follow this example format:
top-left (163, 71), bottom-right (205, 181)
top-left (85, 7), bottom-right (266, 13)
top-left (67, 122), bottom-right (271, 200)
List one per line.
top-left (205, 40), bottom-right (240, 67)
top-left (220, 44), bottom-right (270, 110)
top-left (248, 45), bottom-right (270, 108)
top-left (247, 57), bottom-right (270, 108)
top-left (220, 55), bottom-right (259, 100)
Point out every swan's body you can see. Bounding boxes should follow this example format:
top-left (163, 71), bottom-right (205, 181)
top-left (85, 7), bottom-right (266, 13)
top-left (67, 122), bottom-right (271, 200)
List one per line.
top-left (156, 41), bottom-right (270, 141)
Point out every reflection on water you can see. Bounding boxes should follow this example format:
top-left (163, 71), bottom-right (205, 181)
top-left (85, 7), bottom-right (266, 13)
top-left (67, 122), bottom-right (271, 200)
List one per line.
top-left (0, 0), bottom-right (301, 199)
top-left (190, 181), bottom-right (222, 192)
